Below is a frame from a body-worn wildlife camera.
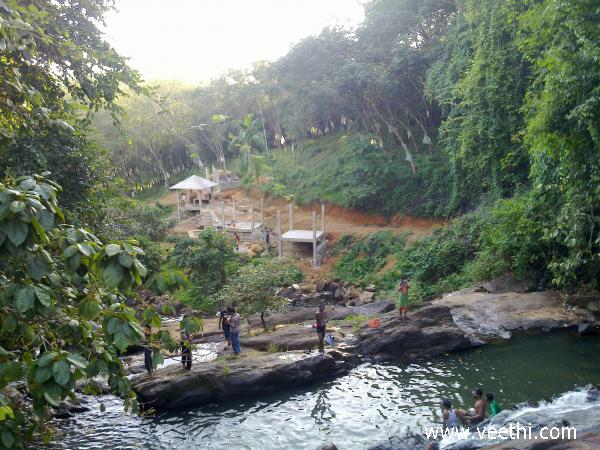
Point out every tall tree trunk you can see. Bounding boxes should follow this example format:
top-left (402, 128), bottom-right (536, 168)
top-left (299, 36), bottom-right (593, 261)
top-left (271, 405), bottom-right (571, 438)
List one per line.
top-left (260, 311), bottom-right (267, 331)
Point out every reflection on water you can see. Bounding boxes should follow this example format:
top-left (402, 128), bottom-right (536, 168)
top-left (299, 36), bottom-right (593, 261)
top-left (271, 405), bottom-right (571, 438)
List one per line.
top-left (51, 331), bottom-right (600, 450)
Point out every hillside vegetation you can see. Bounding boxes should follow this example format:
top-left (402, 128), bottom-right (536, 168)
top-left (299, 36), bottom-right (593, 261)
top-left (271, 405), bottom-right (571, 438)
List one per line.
top-left (265, 134), bottom-right (450, 218)
top-left (1, 1), bottom-right (600, 446)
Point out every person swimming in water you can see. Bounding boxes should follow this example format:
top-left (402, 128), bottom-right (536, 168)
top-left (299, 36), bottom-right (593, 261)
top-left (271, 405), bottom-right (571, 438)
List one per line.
top-left (441, 398), bottom-right (461, 429)
top-left (487, 392), bottom-right (502, 417)
top-left (455, 387), bottom-right (486, 426)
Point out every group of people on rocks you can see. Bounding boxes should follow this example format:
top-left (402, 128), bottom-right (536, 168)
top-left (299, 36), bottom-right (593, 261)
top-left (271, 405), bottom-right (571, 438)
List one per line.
top-left (441, 387), bottom-right (502, 429)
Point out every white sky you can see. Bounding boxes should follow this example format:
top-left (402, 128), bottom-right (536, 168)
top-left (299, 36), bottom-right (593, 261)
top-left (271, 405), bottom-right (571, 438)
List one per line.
top-left (103, 0), bottom-right (365, 84)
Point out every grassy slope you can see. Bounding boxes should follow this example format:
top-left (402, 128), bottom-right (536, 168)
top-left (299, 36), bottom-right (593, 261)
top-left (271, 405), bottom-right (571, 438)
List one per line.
top-left (265, 133), bottom-right (451, 218)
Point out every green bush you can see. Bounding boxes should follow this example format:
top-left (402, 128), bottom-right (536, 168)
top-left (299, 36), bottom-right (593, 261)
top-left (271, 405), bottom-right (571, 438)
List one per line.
top-left (333, 231), bottom-right (408, 287)
top-left (173, 229), bottom-right (239, 310)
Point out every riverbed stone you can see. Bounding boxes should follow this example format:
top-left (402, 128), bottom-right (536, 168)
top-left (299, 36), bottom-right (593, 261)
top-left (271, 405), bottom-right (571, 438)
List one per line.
top-left (132, 351), bottom-right (346, 410)
top-left (358, 305), bottom-right (479, 360)
top-left (438, 290), bottom-right (586, 339)
top-left (241, 325), bottom-right (344, 351)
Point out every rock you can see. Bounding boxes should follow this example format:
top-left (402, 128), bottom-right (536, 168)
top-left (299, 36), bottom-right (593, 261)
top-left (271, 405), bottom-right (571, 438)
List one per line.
top-left (75, 377), bottom-right (110, 394)
top-left (358, 305), bottom-right (480, 361)
top-left (365, 284), bottom-right (376, 292)
top-left (133, 352), bottom-right (347, 410)
top-left (55, 398), bottom-right (90, 418)
top-left (437, 290), bottom-right (585, 339)
top-left (352, 300), bottom-right (396, 316)
top-left (241, 326), bottom-right (344, 352)
top-left (250, 243), bottom-right (264, 254)
top-left (317, 444), bottom-right (339, 450)
top-left (481, 273), bottom-right (532, 293)
top-left (578, 321), bottom-right (600, 336)
top-left (334, 287), bottom-right (345, 300)
top-left (315, 280), bottom-right (330, 293)
top-left (2, 386), bottom-right (23, 407)
top-left (278, 286), bottom-right (303, 302)
top-left (360, 291), bottom-right (375, 304)
top-left (347, 286), bottom-right (361, 299)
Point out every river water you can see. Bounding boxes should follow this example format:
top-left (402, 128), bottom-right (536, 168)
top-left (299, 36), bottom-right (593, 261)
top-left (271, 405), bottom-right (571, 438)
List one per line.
top-left (51, 331), bottom-right (600, 449)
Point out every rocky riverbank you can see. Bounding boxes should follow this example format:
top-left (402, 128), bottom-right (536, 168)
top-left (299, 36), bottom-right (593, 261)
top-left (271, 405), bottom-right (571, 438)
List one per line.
top-left (132, 280), bottom-right (600, 412)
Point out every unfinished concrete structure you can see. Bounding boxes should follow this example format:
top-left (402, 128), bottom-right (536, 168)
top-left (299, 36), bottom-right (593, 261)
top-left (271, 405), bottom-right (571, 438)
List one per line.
top-left (278, 203), bottom-right (326, 266)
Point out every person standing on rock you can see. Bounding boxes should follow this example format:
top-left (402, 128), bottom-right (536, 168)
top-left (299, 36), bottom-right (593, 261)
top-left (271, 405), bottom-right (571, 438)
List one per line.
top-left (397, 278), bottom-right (411, 320)
top-left (315, 302), bottom-right (329, 354)
top-left (143, 323), bottom-right (153, 376)
top-left (219, 306), bottom-right (232, 348)
top-left (230, 307), bottom-right (241, 355)
top-left (180, 326), bottom-right (192, 370)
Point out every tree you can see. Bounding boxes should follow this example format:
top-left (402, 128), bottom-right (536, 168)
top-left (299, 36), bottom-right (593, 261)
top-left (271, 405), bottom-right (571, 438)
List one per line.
top-left (215, 258), bottom-right (303, 331)
top-left (0, 0), bottom-right (142, 140)
top-left (519, 0), bottom-right (600, 287)
top-left (0, 0), bottom-right (145, 228)
top-left (172, 229), bottom-right (238, 308)
top-left (426, 0), bottom-right (530, 212)
top-left (0, 174), bottom-right (203, 448)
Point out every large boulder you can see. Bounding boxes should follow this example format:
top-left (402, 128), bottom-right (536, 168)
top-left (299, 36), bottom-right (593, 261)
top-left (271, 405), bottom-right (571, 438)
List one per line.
top-left (438, 290), bottom-right (585, 339)
top-left (241, 326), bottom-right (345, 352)
top-left (358, 304), bottom-right (480, 360)
top-left (480, 273), bottom-right (533, 294)
top-left (132, 351), bottom-right (351, 410)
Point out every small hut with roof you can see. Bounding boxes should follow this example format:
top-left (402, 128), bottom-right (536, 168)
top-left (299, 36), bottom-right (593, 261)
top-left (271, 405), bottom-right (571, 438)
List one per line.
top-left (169, 175), bottom-right (218, 222)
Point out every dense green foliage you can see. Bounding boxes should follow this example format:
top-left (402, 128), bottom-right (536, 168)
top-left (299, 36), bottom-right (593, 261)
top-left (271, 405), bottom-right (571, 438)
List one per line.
top-left (0, 175), bottom-right (198, 448)
top-left (332, 231), bottom-right (408, 286)
top-left (334, 199), bottom-right (555, 302)
top-left (266, 134), bottom-right (451, 217)
top-left (0, 0), bottom-right (143, 224)
top-left (173, 229), bottom-right (239, 311)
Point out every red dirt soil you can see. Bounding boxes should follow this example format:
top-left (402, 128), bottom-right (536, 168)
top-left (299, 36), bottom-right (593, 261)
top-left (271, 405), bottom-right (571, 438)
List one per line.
top-left (154, 188), bottom-right (445, 279)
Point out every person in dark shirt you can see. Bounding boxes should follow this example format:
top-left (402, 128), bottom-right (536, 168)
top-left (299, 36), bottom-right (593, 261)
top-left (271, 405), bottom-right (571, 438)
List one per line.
top-left (315, 303), bottom-right (329, 355)
top-left (229, 307), bottom-right (241, 355)
top-left (218, 306), bottom-right (232, 348)
top-left (143, 324), bottom-right (153, 376)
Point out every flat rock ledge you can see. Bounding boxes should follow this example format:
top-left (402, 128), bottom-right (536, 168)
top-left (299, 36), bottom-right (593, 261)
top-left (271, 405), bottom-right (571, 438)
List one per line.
top-left (132, 350), bottom-right (356, 410)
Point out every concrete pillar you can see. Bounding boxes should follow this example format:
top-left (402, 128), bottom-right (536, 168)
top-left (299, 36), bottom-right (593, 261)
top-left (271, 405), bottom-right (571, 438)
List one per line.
top-left (321, 203), bottom-right (325, 233)
top-left (277, 210), bottom-right (282, 257)
top-left (232, 197), bottom-right (237, 223)
top-left (176, 190), bottom-right (181, 222)
top-left (221, 201), bottom-right (225, 231)
top-left (251, 205), bottom-right (255, 238)
top-left (288, 203), bottom-right (293, 231)
top-left (312, 210), bottom-right (317, 267)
